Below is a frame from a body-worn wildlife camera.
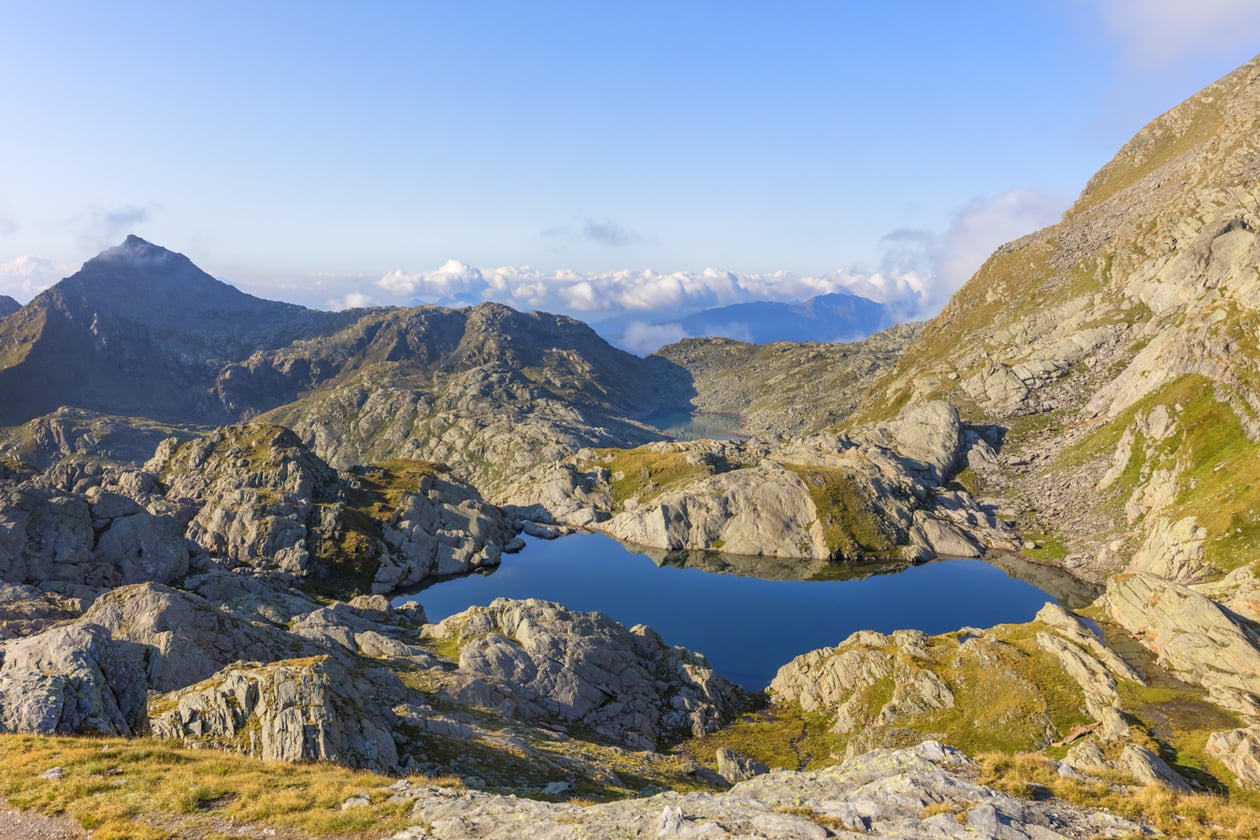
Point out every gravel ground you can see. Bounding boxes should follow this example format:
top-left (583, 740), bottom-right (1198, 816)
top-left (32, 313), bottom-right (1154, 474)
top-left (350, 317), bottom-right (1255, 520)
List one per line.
top-left (0, 800), bottom-right (87, 840)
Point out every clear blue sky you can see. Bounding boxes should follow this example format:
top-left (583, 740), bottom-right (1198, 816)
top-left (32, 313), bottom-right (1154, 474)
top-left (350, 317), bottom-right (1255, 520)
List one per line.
top-left (2, 1), bottom-right (1259, 320)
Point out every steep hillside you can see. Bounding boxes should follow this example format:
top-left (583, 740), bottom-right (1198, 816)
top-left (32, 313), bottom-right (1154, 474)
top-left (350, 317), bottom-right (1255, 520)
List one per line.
top-left (0, 295), bottom-right (18, 321)
top-left (656, 322), bottom-right (922, 438)
top-left (848, 54), bottom-right (1260, 583)
top-left (255, 303), bottom-right (692, 493)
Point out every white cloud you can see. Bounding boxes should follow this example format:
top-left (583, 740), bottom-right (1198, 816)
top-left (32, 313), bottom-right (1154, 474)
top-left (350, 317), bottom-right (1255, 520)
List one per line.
top-left (328, 290), bottom-right (372, 311)
top-left (378, 259), bottom-right (487, 299)
top-left (620, 321), bottom-right (689, 355)
top-left (1093, 0), bottom-right (1260, 67)
top-left (877, 189), bottom-right (1067, 318)
top-left (0, 256), bottom-right (67, 301)
top-left (374, 260), bottom-right (927, 321)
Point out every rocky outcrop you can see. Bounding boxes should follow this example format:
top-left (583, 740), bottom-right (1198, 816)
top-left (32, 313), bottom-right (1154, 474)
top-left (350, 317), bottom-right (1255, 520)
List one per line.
top-left (425, 598), bottom-right (744, 750)
top-left (379, 741), bottom-right (1151, 839)
top-left (508, 402), bottom-right (1019, 564)
top-left (653, 322), bottom-right (923, 440)
top-left (1206, 726), bottom-right (1260, 787)
top-left (149, 656), bottom-right (399, 771)
top-left (0, 623), bottom-right (147, 736)
top-left (80, 582), bottom-right (322, 691)
top-left (0, 475), bottom-right (193, 598)
top-left (1102, 572), bottom-right (1260, 716)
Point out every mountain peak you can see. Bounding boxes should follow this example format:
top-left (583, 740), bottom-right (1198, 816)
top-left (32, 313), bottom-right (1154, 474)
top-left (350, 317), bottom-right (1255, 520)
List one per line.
top-left (89, 234), bottom-right (186, 268)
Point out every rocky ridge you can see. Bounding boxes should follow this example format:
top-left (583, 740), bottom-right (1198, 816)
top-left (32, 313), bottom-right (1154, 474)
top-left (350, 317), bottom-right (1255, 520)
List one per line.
top-left (846, 54), bottom-right (1260, 586)
top-left (504, 399), bottom-right (1019, 565)
top-left (654, 322), bottom-right (922, 439)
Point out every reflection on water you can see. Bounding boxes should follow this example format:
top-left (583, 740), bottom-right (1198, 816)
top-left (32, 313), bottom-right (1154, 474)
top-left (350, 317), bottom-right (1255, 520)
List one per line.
top-left (398, 532), bottom-right (1070, 690)
top-left (627, 540), bottom-right (908, 582)
top-left (643, 410), bottom-right (745, 441)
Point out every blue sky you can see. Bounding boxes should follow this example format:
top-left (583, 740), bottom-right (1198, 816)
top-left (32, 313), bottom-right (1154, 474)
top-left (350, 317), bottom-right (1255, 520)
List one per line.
top-left (2, 1), bottom-right (1259, 328)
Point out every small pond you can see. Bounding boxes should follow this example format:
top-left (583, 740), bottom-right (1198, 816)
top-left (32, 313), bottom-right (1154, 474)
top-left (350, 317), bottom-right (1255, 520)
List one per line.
top-left (642, 410), bottom-right (745, 441)
top-left (397, 532), bottom-right (1090, 690)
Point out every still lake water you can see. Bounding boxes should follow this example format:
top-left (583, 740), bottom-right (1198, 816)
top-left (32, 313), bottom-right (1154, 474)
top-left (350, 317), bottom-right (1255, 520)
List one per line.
top-left (398, 532), bottom-right (1063, 690)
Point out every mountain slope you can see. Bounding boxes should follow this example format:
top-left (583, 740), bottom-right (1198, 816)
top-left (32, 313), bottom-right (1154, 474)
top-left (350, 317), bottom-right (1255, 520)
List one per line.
top-left (848, 54), bottom-right (1260, 583)
top-left (655, 321), bottom-right (922, 438)
top-left (0, 238), bottom-right (693, 490)
top-left (0, 236), bottom-right (354, 426)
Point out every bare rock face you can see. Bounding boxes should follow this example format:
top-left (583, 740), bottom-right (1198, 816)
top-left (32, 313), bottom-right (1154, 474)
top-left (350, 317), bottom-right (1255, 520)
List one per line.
top-left (1102, 572), bottom-right (1260, 716)
top-left (80, 582), bottom-right (322, 692)
top-left (0, 623), bottom-right (147, 736)
top-left (426, 598), bottom-right (744, 750)
top-left (0, 473), bottom-right (193, 597)
top-left (598, 461), bottom-right (830, 560)
top-left (380, 741), bottom-right (1151, 839)
top-left (149, 656), bottom-right (399, 771)
top-left (145, 422), bottom-right (517, 593)
top-left (1206, 726), bottom-right (1260, 787)
top-left (148, 423), bottom-right (340, 580)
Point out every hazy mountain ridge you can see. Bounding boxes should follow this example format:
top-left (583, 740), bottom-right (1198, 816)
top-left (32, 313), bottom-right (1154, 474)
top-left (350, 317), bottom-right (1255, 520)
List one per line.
top-left (655, 321), bottom-right (923, 439)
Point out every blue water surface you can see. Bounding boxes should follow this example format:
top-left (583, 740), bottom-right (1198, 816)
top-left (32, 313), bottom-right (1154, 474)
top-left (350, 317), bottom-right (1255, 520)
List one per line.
top-left (398, 532), bottom-right (1058, 690)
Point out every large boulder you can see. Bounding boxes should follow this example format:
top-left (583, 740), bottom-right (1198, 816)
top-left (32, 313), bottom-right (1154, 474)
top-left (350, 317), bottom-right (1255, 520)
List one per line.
top-left (80, 582), bottom-right (320, 691)
top-left (149, 656), bottom-right (399, 771)
top-left (1102, 572), bottom-right (1260, 716)
top-left (0, 623), bottom-right (147, 735)
top-left (426, 598), bottom-right (744, 750)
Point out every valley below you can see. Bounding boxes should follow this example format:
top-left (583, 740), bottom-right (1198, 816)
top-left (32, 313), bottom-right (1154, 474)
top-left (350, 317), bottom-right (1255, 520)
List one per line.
top-left (3, 53), bottom-right (1260, 840)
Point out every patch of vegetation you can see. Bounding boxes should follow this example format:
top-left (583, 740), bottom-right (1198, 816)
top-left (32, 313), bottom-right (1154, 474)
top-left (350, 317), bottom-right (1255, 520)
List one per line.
top-left (591, 446), bottom-right (718, 508)
top-left (307, 458), bottom-right (445, 596)
top-left (785, 465), bottom-right (897, 560)
top-left (1053, 374), bottom-right (1260, 574)
top-left (0, 733), bottom-right (412, 838)
top-left (978, 751), bottom-right (1260, 839)
top-left (677, 703), bottom-right (843, 773)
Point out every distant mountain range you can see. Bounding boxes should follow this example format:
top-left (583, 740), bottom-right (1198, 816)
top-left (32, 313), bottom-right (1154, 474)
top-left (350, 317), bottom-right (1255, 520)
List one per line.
top-left (595, 290), bottom-right (896, 352)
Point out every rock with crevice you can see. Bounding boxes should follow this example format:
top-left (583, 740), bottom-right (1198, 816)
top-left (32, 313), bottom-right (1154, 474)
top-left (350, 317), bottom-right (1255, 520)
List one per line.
top-left (1102, 572), bottom-right (1260, 716)
top-left (425, 598), bottom-right (743, 750)
top-left (148, 655), bottom-right (399, 771)
top-left (0, 623), bottom-right (147, 736)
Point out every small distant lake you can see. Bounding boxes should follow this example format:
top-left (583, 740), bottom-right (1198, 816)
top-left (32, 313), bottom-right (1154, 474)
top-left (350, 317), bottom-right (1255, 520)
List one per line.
top-left (396, 532), bottom-right (1076, 690)
top-left (643, 410), bottom-right (745, 441)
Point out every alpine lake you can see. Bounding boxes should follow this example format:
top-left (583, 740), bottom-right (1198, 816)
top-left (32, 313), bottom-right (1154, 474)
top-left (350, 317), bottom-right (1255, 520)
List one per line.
top-left (395, 531), bottom-right (1097, 690)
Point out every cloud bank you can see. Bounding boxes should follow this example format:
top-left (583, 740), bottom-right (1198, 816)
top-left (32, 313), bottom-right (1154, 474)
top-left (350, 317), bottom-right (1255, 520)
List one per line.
top-left (367, 186), bottom-right (1066, 331)
top-left (1094, 0), bottom-right (1260, 68)
top-left (0, 256), bottom-right (67, 302)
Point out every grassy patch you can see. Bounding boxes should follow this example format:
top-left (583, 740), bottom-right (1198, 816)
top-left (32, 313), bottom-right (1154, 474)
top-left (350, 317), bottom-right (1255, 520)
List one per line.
top-left (0, 734), bottom-right (412, 838)
top-left (785, 465), bottom-right (897, 560)
top-left (590, 446), bottom-right (718, 508)
top-left (677, 704), bottom-right (843, 773)
top-left (979, 751), bottom-right (1260, 839)
top-left (1053, 375), bottom-right (1260, 574)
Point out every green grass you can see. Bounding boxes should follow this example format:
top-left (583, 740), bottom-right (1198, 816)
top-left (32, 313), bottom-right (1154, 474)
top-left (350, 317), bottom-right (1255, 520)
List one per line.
top-left (1052, 374), bottom-right (1260, 574)
top-left (590, 446), bottom-right (719, 508)
top-left (0, 733), bottom-right (415, 838)
top-left (785, 465), bottom-right (897, 560)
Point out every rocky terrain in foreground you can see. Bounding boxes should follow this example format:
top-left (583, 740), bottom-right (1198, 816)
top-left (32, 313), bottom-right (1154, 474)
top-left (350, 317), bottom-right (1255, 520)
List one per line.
top-left (4, 49), bottom-right (1260, 840)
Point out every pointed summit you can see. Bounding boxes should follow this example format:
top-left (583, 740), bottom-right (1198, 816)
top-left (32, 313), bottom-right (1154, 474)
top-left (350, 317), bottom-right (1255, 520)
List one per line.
top-left (0, 238), bottom-right (347, 426)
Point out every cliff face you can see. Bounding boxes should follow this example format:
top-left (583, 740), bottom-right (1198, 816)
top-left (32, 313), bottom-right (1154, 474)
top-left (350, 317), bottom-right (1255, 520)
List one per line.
top-left (849, 54), bottom-right (1260, 583)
